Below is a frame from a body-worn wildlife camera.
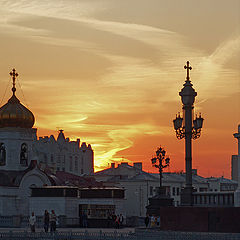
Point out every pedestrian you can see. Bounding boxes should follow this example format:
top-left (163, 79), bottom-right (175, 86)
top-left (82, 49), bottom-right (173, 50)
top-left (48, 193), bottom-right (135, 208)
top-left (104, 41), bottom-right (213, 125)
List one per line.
top-left (29, 212), bottom-right (36, 232)
top-left (112, 214), bottom-right (116, 228)
top-left (107, 212), bottom-right (111, 228)
top-left (157, 216), bottom-right (161, 228)
top-left (50, 210), bottom-right (57, 232)
top-left (82, 211), bottom-right (88, 228)
top-left (115, 215), bottom-right (120, 229)
top-left (150, 215), bottom-right (155, 228)
top-left (144, 214), bottom-right (149, 228)
top-left (43, 210), bottom-right (49, 232)
top-left (154, 216), bottom-right (157, 227)
top-left (119, 214), bottom-right (124, 228)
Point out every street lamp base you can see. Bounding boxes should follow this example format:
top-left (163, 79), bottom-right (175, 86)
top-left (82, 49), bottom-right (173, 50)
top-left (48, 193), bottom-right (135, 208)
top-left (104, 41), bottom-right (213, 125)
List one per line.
top-left (146, 188), bottom-right (174, 215)
top-left (180, 187), bottom-right (193, 206)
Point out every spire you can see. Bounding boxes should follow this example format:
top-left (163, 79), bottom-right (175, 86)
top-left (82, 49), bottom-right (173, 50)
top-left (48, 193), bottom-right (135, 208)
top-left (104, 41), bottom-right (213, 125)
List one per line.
top-left (9, 68), bottom-right (18, 95)
top-left (184, 61), bottom-right (192, 82)
top-left (57, 129), bottom-right (66, 143)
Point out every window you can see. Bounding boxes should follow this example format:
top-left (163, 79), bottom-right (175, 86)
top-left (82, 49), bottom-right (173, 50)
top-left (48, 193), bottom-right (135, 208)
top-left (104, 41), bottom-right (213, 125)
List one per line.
top-left (81, 169), bottom-right (83, 174)
top-left (75, 156), bottom-right (78, 172)
top-left (20, 143), bottom-right (28, 166)
top-left (172, 187), bottom-right (175, 196)
top-left (177, 187), bottom-right (179, 196)
top-left (79, 204), bottom-right (115, 219)
top-left (57, 155), bottom-right (60, 163)
top-left (44, 154), bottom-right (47, 163)
top-left (150, 186), bottom-right (153, 196)
top-left (199, 188), bottom-right (207, 192)
top-left (0, 143), bottom-right (6, 166)
top-left (51, 154), bottom-right (54, 163)
top-left (69, 156), bottom-right (73, 171)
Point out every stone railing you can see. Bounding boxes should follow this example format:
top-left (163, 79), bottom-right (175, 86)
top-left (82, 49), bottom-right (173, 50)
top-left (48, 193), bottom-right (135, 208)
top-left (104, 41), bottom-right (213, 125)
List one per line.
top-left (193, 191), bottom-right (234, 207)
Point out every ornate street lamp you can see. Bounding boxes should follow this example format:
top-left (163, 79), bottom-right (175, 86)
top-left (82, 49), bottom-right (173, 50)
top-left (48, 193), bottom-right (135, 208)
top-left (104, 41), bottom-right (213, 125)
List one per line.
top-left (146, 147), bottom-right (173, 214)
top-left (173, 61), bottom-right (204, 206)
top-left (151, 147), bottom-right (170, 190)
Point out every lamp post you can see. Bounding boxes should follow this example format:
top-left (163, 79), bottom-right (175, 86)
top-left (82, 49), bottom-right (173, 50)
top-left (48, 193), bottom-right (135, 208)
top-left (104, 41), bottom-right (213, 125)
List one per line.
top-left (146, 147), bottom-right (173, 214)
top-left (173, 61), bottom-right (204, 206)
top-left (151, 147), bottom-right (170, 193)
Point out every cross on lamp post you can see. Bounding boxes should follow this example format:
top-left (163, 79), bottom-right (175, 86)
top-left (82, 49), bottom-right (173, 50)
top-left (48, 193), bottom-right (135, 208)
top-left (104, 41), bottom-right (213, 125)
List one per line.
top-left (173, 61), bottom-right (204, 206)
top-left (151, 147), bottom-right (170, 191)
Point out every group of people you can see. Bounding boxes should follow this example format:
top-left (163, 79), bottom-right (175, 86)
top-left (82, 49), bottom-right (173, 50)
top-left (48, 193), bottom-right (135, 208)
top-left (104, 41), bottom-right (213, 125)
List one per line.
top-left (29, 210), bottom-right (57, 233)
top-left (107, 213), bottom-right (124, 228)
top-left (144, 214), bottom-right (160, 228)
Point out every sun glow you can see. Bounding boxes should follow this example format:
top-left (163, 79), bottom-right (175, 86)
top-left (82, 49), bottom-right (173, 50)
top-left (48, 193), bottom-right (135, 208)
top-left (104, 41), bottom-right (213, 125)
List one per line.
top-left (0, 0), bottom-right (239, 177)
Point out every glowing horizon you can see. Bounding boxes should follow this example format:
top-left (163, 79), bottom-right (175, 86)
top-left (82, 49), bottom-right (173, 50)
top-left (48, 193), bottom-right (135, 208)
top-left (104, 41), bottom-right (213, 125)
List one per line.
top-left (0, 0), bottom-right (239, 178)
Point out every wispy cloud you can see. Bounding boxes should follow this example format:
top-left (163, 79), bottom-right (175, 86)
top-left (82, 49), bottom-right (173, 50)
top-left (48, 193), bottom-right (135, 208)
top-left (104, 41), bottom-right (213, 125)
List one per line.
top-left (0, 0), bottom-right (239, 175)
top-left (195, 36), bottom-right (240, 98)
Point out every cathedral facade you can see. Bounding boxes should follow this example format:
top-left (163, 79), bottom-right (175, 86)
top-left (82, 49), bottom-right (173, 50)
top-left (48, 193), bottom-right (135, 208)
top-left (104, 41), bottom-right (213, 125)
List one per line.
top-left (0, 69), bottom-right (94, 217)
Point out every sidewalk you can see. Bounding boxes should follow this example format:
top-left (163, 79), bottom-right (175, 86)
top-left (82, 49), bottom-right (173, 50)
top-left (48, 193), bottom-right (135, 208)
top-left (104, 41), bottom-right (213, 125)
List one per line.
top-left (0, 227), bottom-right (135, 233)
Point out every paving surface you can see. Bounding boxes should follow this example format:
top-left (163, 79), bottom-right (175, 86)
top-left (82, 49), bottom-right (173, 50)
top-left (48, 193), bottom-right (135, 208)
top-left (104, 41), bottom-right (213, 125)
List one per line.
top-left (0, 227), bottom-right (239, 240)
top-left (0, 227), bottom-right (135, 232)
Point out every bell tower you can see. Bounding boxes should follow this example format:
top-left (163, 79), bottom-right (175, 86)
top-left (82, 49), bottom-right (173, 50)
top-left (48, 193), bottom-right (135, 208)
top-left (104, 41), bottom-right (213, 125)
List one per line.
top-left (0, 69), bottom-right (37, 170)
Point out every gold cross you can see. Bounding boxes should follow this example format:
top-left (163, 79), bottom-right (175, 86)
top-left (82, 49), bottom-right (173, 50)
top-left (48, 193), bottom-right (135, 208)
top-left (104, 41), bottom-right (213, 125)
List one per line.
top-left (9, 68), bottom-right (18, 93)
top-left (184, 61), bottom-right (192, 81)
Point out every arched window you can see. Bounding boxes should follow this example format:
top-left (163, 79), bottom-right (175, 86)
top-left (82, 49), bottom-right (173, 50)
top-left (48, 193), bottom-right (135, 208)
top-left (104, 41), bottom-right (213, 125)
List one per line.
top-left (0, 143), bottom-right (6, 166)
top-left (69, 156), bottom-right (73, 171)
top-left (20, 143), bottom-right (28, 166)
top-left (75, 156), bottom-right (78, 172)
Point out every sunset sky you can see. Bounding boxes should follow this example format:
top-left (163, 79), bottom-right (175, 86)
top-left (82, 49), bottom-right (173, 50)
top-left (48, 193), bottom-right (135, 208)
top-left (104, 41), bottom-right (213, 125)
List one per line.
top-left (0, 0), bottom-right (239, 177)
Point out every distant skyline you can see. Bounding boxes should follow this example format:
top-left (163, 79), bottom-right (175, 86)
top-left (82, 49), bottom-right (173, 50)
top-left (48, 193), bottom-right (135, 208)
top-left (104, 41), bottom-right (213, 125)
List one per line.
top-left (0, 0), bottom-right (239, 177)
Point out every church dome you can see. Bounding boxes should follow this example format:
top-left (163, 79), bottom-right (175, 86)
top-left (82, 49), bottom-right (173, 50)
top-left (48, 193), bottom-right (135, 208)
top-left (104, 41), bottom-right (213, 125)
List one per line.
top-left (0, 69), bottom-right (35, 128)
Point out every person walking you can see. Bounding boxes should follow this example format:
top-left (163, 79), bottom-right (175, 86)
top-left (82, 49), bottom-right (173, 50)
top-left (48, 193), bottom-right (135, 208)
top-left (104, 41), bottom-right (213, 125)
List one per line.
top-left (150, 215), bottom-right (155, 228)
top-left (115, 215), bottom-right (120, 229)
top-left (82, 211), bottom-right (88, 228)
top-left (144, 214), bottom-right (150, 228)
top-left (50, 210), bottom-right (57, 232)
top-left (43, 210), bottom-right (49, 232)
top-left (112, 214), bottom-right (116, 228)
top-left (29, 212), bottom-right (36, 233)
top-left (107, 212), bottom-right (111, 228)
top-left (157, 216), bottom-right (161, 228)
top-left (119, 214), bottom-right (124, 228)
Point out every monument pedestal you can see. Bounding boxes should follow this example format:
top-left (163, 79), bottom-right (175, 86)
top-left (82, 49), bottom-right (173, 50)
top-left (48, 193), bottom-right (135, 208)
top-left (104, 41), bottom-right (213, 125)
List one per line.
top-left (234, 188), bottom-right (240, 207)
top-left (180, 187), bottom-right (193, 206)
top-left (146, 187), bottom-right (173, 215)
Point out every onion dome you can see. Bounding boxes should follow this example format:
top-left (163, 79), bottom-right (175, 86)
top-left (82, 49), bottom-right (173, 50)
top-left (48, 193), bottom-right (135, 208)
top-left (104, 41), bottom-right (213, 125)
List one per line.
top-left (0, 69), bottom-right (35, 128)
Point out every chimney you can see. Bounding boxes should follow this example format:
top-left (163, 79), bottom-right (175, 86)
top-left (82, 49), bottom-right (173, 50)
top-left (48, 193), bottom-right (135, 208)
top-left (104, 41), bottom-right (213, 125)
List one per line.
top-left (77, 138), bottom-right (80, 148)
top-left (111, 163), bottom-right (115, 168)
top-left (134, 162), bottom-right (142, 170)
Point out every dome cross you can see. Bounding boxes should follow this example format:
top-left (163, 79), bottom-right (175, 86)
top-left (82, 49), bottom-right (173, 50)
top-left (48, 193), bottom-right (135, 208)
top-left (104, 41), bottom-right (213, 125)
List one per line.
top-left (9, 68), bottom-right (18, 94)
top-left (184, 61), bottom-right (192, 81)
